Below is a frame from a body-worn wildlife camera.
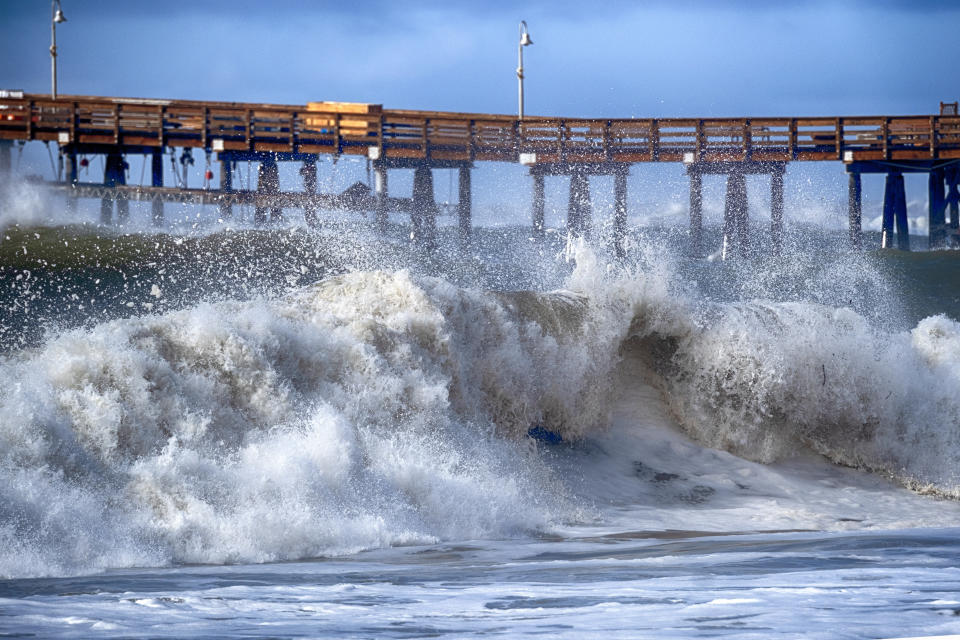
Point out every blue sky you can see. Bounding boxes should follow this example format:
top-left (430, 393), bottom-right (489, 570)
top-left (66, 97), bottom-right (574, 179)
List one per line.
top-left (2, 0), bottom-right (956, 117)
top-left (1, 1), bottom-right (957, 229)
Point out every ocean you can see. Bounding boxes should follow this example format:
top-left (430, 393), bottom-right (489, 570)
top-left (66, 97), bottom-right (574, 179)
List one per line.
top-left (2, 185), bottom-right (960, 639)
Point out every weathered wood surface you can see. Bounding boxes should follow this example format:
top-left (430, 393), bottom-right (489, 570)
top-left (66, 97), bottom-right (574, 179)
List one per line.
top-left (2, 93), bottom-right (959, 163)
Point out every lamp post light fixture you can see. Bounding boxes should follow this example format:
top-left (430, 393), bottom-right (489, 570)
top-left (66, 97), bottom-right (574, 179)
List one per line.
top-left (517, 20), bottom-right (533, 120)
top-left (50, 0), bottom-right (67, 100)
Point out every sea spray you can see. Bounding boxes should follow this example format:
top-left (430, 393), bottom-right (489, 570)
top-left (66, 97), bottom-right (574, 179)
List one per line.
top-left (627, 297), bottom-right (960, 495)
top-left (0, 264), bottom-right (645, 578)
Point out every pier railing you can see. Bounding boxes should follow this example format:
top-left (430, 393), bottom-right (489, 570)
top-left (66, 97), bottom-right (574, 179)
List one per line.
top-left (2, 94), bottom-right (959, 163)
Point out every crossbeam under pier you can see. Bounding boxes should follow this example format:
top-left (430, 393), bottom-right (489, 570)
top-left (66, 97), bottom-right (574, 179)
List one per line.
top-left (846, 160), bottom-right (960, 250)
top-left (686, 161), bottom-right (786, 259)
top-left (528, 162), bottom-right (631, 255)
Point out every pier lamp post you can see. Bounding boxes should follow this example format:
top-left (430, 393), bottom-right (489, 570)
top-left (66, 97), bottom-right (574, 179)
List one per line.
top-left (50, 0), bottom-right (67, 100)
top-left (517, 20), bottom-right (533, 120)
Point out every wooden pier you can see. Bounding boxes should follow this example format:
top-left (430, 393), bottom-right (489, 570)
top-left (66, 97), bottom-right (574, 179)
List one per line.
top-left (1, 92), bottom-right (959, 254)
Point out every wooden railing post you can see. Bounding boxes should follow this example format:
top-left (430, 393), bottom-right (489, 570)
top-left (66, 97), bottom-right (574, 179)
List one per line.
top-left (930, 116), bottom-right (937, 159)
top-left (696, 119), bottom-right (704, 161)
top-left (290, 111), bottom-right (297, 152)
top-left (651, 119), bottom-right (659, 161)
top-left (882, 117), bottom-right (890, 160)
top-left (836, 117), bottom-right (843, 159)
top-left (334, 112), bottom-right (341, 154)
top-left (788, 119), bottom-right (797, 159)
top-left (559, 120), bottom-right (567, 162)
top-left (423, 117), bottom-right (430, 158)
top-left (603, 120), bottom-right (612, 161)
top-left (743, 119), bottom-right (751, 160)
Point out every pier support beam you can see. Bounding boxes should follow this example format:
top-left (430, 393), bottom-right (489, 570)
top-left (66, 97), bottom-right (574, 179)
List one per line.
top-left (217, 156), bottom-right (232, 221)
top-left (532, 174), bottom-right (545, 238)
top-left (881, 173), bottom-right (895, 248)
top-left (254, 155), bottom-right (281, 225)
top-left (458, 166), bottom-right (471, 244)
top-left (947, 166), bottom-right (960, 241)
top-left (847, 172), bottom-right (862, 249)
top-left (152, 149), bottom-right (164, 225)
top-left (687, 161), bottom-right (782, 258)
top-left (64, 149), bottom-right (78, 215)
top-left (929, 168), bottom-right (947, 249)
top-left (613, 168), bottom-right (628, 258)
top-left (101, 152), bottom-right (128, 225)
top-left (722, 172), bottom-right (748, 259)
top-left (65, 149), bottom-right (78, 186)
top-left (0, 140), bottom-right (11, 177)
top-left (689, 172), bottom-right (702, 256)
top-left (374, 165), bottom-right (388, 232)
top-left (770, 169), bottom-right (784, 254)
top-left (568, 170), bottom-right (591, 237)
top-left (412, 165), bottom-right (437, 248)
top-left (301, 159), bottom-right (318, 227)
top-left (881, 171), bottom-right (909, 250)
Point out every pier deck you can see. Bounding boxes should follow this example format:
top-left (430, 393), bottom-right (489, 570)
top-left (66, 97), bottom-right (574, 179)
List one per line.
top-left (1, 93), bottom-right (959, 255)
top-left (2, 93), bottom-right (960, 164)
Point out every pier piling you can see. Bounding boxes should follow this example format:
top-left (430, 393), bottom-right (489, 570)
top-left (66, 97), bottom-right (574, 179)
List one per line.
top-left (458, 166), bottom-right (472, 244)
top-left (0, 140), bottom-right (11, 176)
top-left (881, 171), bottom-right (909, 250)
top-left (374, 165), bottom-right (388, 232)
top-left (151, 149), bottom-right (164, 224)
top-left (255, 155), bottom-right (281, 224)
top-left (947, 166), bottom-right (960, 237)
top-left (101, 152), bottom-right (128, 225)
top-left (929, 168), bottom-right (947, 249)
top-left (568, 170), bottom-right (591, 237)
top-left (412, 165), bottom-right (437, 248)
top-left (770, 170), bottom-right (784, 254)
top-left (688, 171), bottom-right (703, 256)
top-left (848, 172), bottom-right (862, 248)
top-left (532, 174), bottom-right (545, 238)
top-left (722, 172), bottom-right (748, 259)
top-left (613, 168), bottom-right (628, 258)
top-left (301, 159), bottom-right (318, 227)
top-left (216, 156), bottom-right (231, 221)
top-left (881, 172), bottom-right (896, 249)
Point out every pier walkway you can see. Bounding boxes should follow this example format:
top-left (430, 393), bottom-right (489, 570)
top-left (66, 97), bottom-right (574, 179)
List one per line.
top-left (1, 92), bottom-right (959, 255)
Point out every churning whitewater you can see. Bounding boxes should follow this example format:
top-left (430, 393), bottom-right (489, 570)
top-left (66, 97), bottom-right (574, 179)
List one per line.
top-left (3, 239), bottom-right (960, 581)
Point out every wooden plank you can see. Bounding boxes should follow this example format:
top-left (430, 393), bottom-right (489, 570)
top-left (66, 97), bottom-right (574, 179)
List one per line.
top-left (890, 149), bottom-right (935, 160)
top-left (701, 151), bottom-right (748, 163)
top-left (610, 152), bottom-right (654, 163)
top-left (252, 142), bottom-right (290, 152)
top-left (385, 147), bottom-right (426, 159)
top-left (846, 150), bottom-right (884, 161)
top-left (297, 144), bottom-right (337, 154)
top-left (751, 151), bottom-right (791, 162)
top-left (119, 136), bottom-right (161, 146)
top-left (795, 151), bottom-right (838, 161)
top-left (430, 149), bottom-right (471, 161)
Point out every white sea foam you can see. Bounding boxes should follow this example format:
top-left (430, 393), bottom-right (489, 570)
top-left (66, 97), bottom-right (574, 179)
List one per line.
top-left (0, 266), bottom-right (627, 578)
top-left (2, 242), bottom-right (960, 579)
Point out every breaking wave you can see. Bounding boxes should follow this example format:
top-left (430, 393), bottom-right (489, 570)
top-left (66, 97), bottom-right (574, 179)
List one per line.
top-left (2, 243), bottom-right (960, 579)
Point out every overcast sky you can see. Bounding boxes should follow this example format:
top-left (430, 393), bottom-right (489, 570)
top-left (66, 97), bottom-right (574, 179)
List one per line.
top-left (1, 1), bottom-right (957, 229)
top-left (2, 1), bottom-right (957, 117)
